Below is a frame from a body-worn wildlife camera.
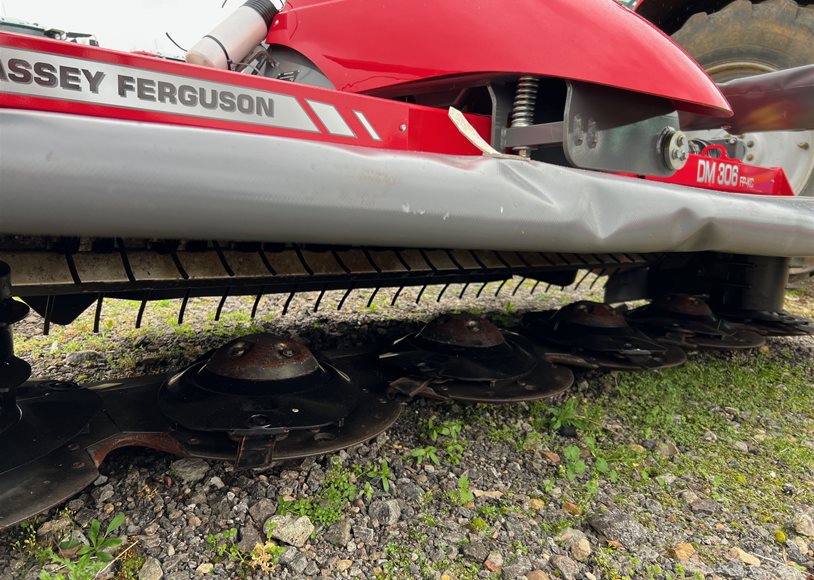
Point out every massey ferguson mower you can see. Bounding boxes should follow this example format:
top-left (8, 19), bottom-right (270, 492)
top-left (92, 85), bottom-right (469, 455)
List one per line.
top-left (1, 0), bottom-right (813, 530)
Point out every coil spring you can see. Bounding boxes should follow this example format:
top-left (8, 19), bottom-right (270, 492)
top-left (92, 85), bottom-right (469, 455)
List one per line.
top-left (510, 76), bottom-right (540, 156)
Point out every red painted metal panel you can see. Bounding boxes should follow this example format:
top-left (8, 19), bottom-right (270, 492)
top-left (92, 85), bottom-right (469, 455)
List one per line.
top-left (0, 32), bottom-right (490, 155)
top-left (647, 146), bottom-right (795, 196)
top-left (266, 0), bottom-right (731, 118)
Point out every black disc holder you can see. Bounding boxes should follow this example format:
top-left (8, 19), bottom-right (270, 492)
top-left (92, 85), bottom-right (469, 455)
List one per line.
top-left (0, 261), bottom-right (32, 435)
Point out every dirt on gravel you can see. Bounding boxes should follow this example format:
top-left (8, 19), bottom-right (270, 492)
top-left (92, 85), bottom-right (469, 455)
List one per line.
top-left (0, 278), bottom-right (813, 580)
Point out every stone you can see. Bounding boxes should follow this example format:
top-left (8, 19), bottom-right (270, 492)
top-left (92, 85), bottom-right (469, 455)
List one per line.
top-left (791, 513), bottom-right (814, 538)
top-left (484, 551), bottom-right (503, 573)
top-left (463, 541), bottom-right (489, 562)
top-left (588, 511), bottom-right (648, 547)
top-left (324, 519), bottom-right (352, 547)
top-left (65, 350), bottom-right (102, 365)
top-left (681, 489), bottom-right (700, 504)
top-left (729, 547), bottom-right (761, 567)
top-left (528, 499), bottom-right (546, 511)
top-left (526, 572), bottom-right (551, 580)
top-left (562, 501), bottom-right (581, 516)
top-left (716, 560), bottom-right (745, 578)
top-left (542, 451), bottom-right (561, 464)
top-left (703, 430), bottom-right (719, 442)
top-left (473, 489), bottom-right (503, 499)
top-left (303, 561), bottom-right (319, 576)
top-left (285, 553), bottom-right (308, 575)
top-left (571, 538), bottom-right (591, 562)
top-left (336, 559), bottom-right (353, 572)
top-left (399, 482), bottom-right (423, 501)
top-left (65, 530), bottom-right (89, 549)
top-left (237, 525), bottom-right (263, 553)
top-left (655, 474), bottom-right (677, 486)
top-left (784, 538), bottom-right (808, 564)
top-left (655, 441), bottom-right (680, 457)
top-left (668, 542), bottom-right (695, 561)
top-left (37, 517), bottom-right (73, 538)
top-left (550, 555), bottom-right (580, 580)
top-left (264, 515), bottom-right (315, 548)
top-left (690, 499), bottom-right (720, 514)
top-left (93, 484), bottom-right (115, 504)
top-left (195, 563), bottom-right (214, 575)
top-left (501, 556), bottom-right (532, 579)
top-left (353, 525), bottom-right (375, 545)
top-left (207, 476), bottom-right (225, 490)
top-left (767, 564), bottom-right (807, 580)
top-left (369, 499), bottom-right (401, 526)
top-left (169, 459), bottom-right (210, 485)
top-left (731, 440), bottom-right (749, 453)
top-left (248, 498), bottom-right (276, 524)
top-left (628, 443), bottom-right (647, 453)
top-left (138, 556), bottom-right (164, 580)
top-left (279, 546), bottom-right (299, 566)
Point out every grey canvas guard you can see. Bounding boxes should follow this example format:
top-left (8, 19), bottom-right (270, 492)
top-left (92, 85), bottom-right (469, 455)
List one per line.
top-left (1, 109), bottom-right (813, 257)
top-left (682, 65), bottom-right (814, 133)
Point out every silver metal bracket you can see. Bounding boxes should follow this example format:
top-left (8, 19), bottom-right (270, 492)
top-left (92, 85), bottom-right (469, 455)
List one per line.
top-left (563, 81), bottom-right (681, 176)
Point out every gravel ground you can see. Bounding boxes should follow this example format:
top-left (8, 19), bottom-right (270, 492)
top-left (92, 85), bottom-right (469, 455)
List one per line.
top-left (1, 278), bottom-right (813, 580)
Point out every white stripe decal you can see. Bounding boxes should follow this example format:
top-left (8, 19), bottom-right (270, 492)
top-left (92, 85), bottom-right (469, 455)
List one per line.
top-left (353, 110), bottom-right (381, 141)
top-left (306, 99), bottom-right (355, 138)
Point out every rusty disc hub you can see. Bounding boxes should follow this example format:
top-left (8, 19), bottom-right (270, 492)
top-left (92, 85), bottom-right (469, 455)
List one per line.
top-left (160, 334), bottom-right (360, 435)
top-left (523, 302), bottom-right (687, 370)
top-left (205, 335), bottom-right (320, 382)
top-left (625, 294), bottom-right (765, 350)
top-left (418, 314), bottom-right (506, 348)
top-left (381, 314), bottom-right (573, 403)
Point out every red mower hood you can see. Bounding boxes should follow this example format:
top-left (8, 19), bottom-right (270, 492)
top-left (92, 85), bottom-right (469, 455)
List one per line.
top-left (267, 0), bottom-right (731, 118)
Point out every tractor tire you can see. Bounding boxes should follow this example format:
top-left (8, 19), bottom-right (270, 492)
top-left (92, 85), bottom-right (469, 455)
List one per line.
top-left (673, 0), bottom-right (814, 197)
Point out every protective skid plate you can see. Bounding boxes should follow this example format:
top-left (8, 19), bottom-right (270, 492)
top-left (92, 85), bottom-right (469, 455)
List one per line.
top-left (625, 294), bottom-right (765, 350)
top-left (0, 343), bottom-right (402, 531)
top-left (381, 314), bottom-right (574, 403)
top-left (0, 383), bottom-right (107, 529)
top-left (523, 302), bottom-right (687, 370)
top-left (720, 310), bottom-right (814, 337)
top-left (0, 381), bottom-right (101, 472)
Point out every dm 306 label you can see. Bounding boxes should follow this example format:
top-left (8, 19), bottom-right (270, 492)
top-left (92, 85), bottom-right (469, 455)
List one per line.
top-left (696, 158), bottom-right (755, 189)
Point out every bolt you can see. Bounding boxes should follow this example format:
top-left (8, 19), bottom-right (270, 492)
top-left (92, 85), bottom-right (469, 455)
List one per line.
top-left (67, 443), bottom-right (79, 451)
top-left (71, 461), bottom-right (85, 470)
top-left (466, 320), bottom-right (481, 332)
top-left (247, 414), bottom-right (269, 427)
top-left (276, 342), bottom-right (295, 357)
top-left (746, 153), bottom-right (754, 161)
top-left (746, 140), bottom-right (755, 148)
top-left (399, 124), bottom-right (407, 132)
top-left (729, 138), bottom-right (737, 145)
top-left (228, 342), bottom-right (248, 358)
top-left (799, 142), bottom-right (811, 150)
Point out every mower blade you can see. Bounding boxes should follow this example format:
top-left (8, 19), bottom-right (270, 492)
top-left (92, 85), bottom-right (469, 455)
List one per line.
top-left (381, 314), bottom-right (574, 403)
top-left (625, 294), bottom-right (765, 350)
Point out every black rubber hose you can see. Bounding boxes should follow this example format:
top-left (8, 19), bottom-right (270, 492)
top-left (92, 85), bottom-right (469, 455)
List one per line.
top-left (242, 0), bottom-right (278, 29)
